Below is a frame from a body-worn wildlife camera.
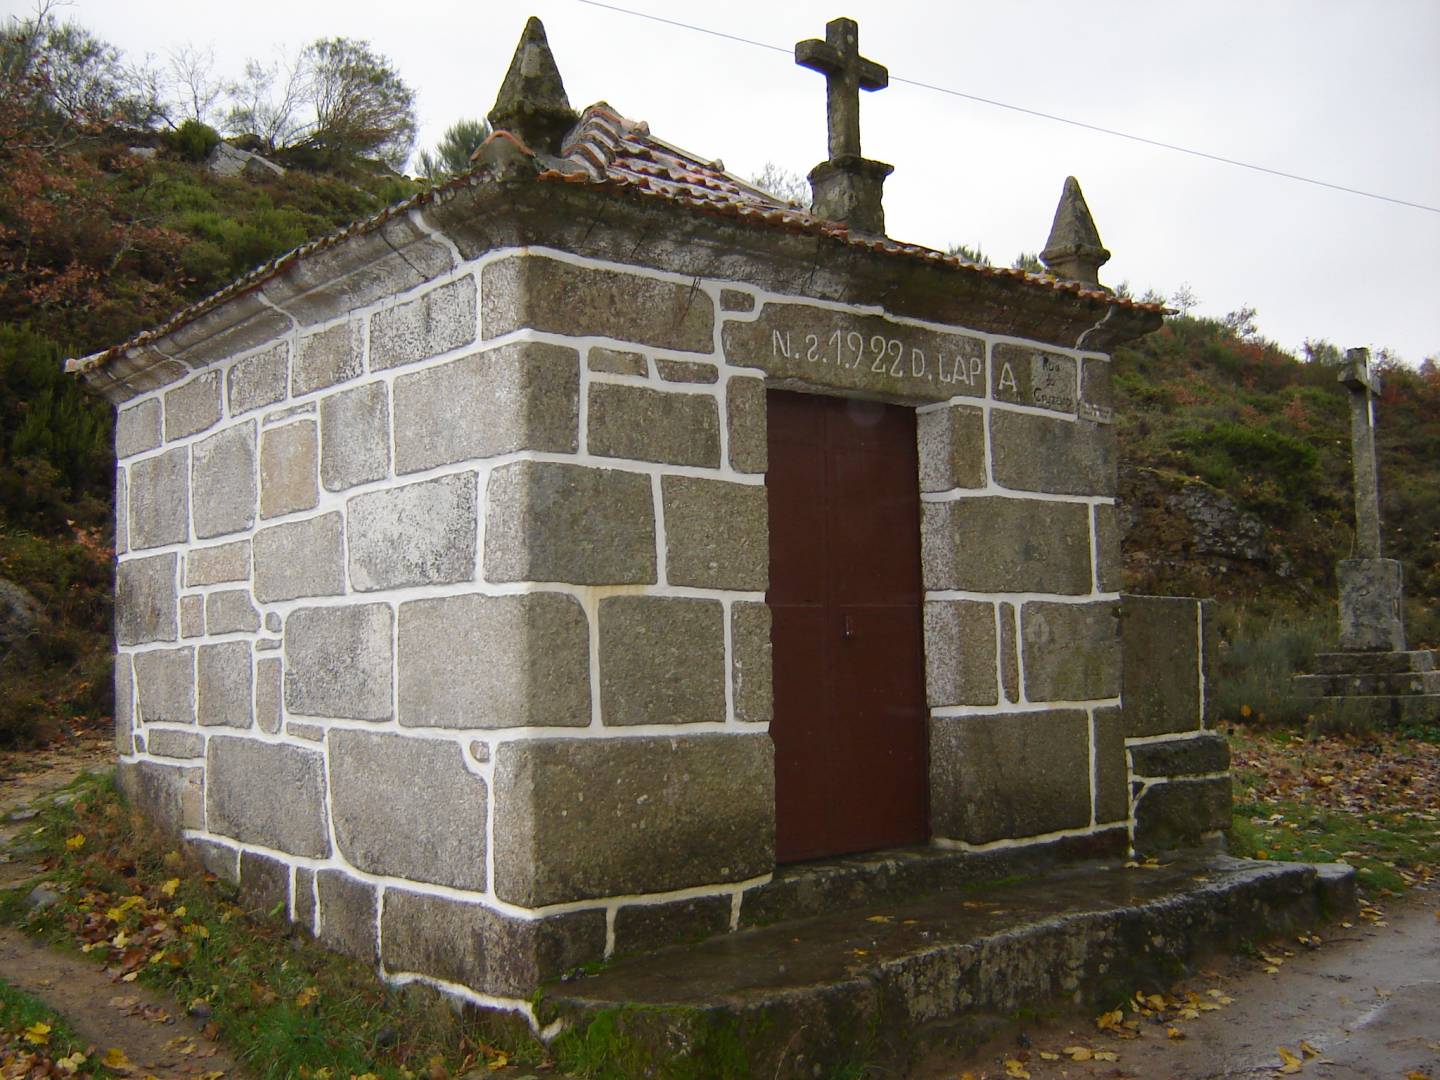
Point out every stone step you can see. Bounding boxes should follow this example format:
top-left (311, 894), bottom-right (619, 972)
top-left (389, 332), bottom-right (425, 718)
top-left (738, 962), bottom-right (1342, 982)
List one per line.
top-left (1293, 670), bottom-right (1440, 697)
top-left (1311, 649), bottom-right (1437, 675)
top-left (543, 855), bottom-right (1354, 1078)
top-left (1301, 693), bottom-right (1440, 728)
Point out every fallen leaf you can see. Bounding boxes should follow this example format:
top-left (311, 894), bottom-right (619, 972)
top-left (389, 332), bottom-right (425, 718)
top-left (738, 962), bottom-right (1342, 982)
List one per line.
top-left (294, 986), bottom-right (319, 1008)
top-left (865, 915), bottom-right (892, 924)
top-left (56, 1051), bottom-right (87, 1075)
top-left (1299, 1040), bottom-right (1320, 1058)
top-left (1038, 1050), bottom-right (1059, 1061)
top-left (1003, 1060), bottom-right (1031, 1079)
top-left (103, 1047), bottom-right (135, 1073)
top-left (1064, 1046), bottom-right (1093, 1061)
top-left (66, 833), bottom-right (86, 849)
top-left (1093, 1050), bottom-right (1119, 1062)
top-left (23, 1021), bottom-right (51, 1045)
top-left (1276, 1045), bottom-right (1303, 1074)
top-left (1167, 1026), bottom-right (1185, 1039)
top-left (161, 878), bottom-right (180, 897)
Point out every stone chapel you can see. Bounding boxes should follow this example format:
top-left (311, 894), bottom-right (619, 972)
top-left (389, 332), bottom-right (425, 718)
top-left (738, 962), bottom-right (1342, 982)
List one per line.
top-left (71, 17), bottom-right (1232, 1016)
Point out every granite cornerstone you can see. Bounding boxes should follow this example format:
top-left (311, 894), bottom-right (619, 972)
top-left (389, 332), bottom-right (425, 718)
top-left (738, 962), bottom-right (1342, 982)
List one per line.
top-left (71, 17), bottom-right (1227, 1019)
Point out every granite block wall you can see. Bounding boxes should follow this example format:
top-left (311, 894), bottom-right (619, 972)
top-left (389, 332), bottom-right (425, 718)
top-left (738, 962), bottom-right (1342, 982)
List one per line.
top-left (111, 243), bottom-right (1195, 1010)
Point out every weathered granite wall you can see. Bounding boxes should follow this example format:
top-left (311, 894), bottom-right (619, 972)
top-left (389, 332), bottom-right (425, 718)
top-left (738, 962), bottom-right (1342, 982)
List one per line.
top-left (1119, 594), bottom-right (1231, 854)
top-left (112, 240), bottom-right (1182, 1009)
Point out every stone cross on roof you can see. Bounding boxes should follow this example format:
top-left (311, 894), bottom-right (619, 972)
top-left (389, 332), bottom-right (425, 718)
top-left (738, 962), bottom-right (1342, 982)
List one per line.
top-left (796, 17), bottom-right (888, 161)
top-left (794, 18), bottom-right (893, 237)
top-left (1339, 347), bottom-right (1384, 559)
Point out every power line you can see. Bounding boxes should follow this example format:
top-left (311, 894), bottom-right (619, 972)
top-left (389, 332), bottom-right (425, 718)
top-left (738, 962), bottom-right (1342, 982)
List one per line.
top-left (573, 0), bottom-right (1440, 216)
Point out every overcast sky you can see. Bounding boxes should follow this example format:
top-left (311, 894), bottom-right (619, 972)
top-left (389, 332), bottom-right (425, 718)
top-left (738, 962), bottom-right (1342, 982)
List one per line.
top-left (35, 0), bottom-right (1440, 364)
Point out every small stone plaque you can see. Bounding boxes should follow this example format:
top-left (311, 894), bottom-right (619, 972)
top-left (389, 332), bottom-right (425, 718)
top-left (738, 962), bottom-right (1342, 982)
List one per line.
top-left (992, 343), bottom-right (1077, 414)
top-left (723, 303), bottom-right (983, 403)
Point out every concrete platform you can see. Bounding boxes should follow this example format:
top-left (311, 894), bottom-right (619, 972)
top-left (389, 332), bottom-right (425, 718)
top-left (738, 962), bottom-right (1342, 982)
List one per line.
top-left (541, 854), bottom-right (1355, 1078)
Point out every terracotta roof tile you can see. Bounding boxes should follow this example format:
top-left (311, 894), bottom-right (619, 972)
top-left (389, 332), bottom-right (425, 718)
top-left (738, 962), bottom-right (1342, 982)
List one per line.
top-left (69, 102), bottom-right (1161, 380)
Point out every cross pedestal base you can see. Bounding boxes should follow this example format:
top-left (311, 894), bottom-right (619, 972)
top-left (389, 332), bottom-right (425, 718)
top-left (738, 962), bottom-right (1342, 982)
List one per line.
top-left (808, 155), bottom-right (893, 236)
top-left (1337, 557), bottom-right (1406, 652)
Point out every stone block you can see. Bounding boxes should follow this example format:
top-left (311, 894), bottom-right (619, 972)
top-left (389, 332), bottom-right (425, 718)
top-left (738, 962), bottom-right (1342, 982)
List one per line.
top-left (917, 404), bottom-right (985, 492)
top-left (1130, 733), bottom-right (1231, 778)
top-left (116, 399), bottom-right (162, 458)
top-left (493, 734), bottom-right (774, 906)
top-left (990, 410), bottom-right (1115, 497)
top-left (197, 642), bottom-right (252, 728)
top-left (204, 590), bottom-right (259, 635)
top-left (588, 346), bottom-right (646, 376)
top-left (726, 376), bottom-right (767, 474)
top-left (329, 730), bottom-right (487, 890)
top-left (1000, 602), bottom-right (1019, 704)
top-left (1080, 356), bottom-right (1113, 416)
top-left (186, 838), bottom-right (239, 884)
top-left (115, 468), bottom-right (128, 555)
top-left (1022, 601), bottom-right (1120, 701)
top-left (1092, 706), bottom-right (1127, 824)
top-left (921, 497), bottom-right (1092, 595)
top-left (393, 342), bottom-right (578, 473)
top-left (1120, 595), bottom-right (1204, 737)
top-left (164, 371), bottom-right (221, 439)
top-left (316, 870), bottom-right (378, 961)
top-left (720, 289), bottom-right (755, 312)
top-left (179, 595), bottom-right (203, 638)
top-left (1312, 649), bottom-right (1435, 675)
top-left (259, 420), bottom-right (318, 518)
top-left (482, 255), bottom-right (713, 353)
top-left (255, 657), bottom-right (282, 734)
top-left (285, 603), bottom-right (392, 721)
top-left (612, 896), bottom-right (731, 956)
top-left (116, 553), bottom-right (178, 645)
top-left (588, 383), bottom-right (720, 467)
top-left (238, 850), bottom-right (290, 916)
top-left (381, 889), bottom-right (606, 997)
top-left (192, 423), bottom-right (257, 540)
top-left (485, 462), bottom-right (656, 585)
top-left (186, 541), bottom-right (250, 586)
top-left (1337, 558), bottom-right (1406, 652)
top-left (117, 760), bottom-right (202, 836)
top-left (930, 711), bottom-right (1091, 844)
top-left (1132, 777), bottom-right (1231, 854)
top-left (348, 473), bottom-right (476, 591)
top-left (991, 343), bottom-right (1077, 413)
top-left (134, 647), bottom-right (194, 725)
top-left (599, 596), bottom-right (726, 726)
top-left (924, 600), bottom-right (998, 707)
top-left (293, 867), bottom-right (315, 931)
top-left (1094, 504), bottom-right (1121, 592)
top-left (661, 476), bottom-right (768, 590)
top-left (114, 654), bottom-right (133, 755)
top-left (228, 342), bottom-right (289, 415)
top-left (722, 302), bottom-right (982, 404)
top-left (398, 592), bottom-right (589, 729)
top-left (656, 358), bottom-right (718, 384)
top-left (128, 447), bottom-right (189, 549)
top-left (205, 736), bottom-right (330, 856)
top-left (320, 382), bottom-right (389, 491)
top-left (370, 275), bottom-right (477, 371)
top-left (732, 601), bottom-right (772, 724)
top-left (145, 728), bottom-right (203, 759)
top-left (253, 513), bottom-right (344, 601)
top-left (293, 321), bottom-right (362, 395)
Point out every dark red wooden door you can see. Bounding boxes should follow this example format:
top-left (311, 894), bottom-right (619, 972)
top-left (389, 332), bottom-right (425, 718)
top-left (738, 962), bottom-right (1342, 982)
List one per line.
top-left (766, 389), bottom-right (928, 863)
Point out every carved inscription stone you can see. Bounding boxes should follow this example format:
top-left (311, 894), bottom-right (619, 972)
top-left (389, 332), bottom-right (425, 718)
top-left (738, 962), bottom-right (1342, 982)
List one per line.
top-left (723, 303), bottom-right (983, 403)
top-left (991, 343), bottom-right (1077, 414)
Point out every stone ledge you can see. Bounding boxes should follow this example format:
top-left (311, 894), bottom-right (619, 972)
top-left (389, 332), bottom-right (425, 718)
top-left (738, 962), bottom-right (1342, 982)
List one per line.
top-left (1311, 649), bottom-right (1435, 675)
top-left (544, 855), bottom-right (1353, 1080)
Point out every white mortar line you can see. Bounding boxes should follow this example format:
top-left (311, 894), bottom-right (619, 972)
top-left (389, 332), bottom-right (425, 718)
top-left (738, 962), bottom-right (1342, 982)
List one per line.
top-left (1087, 708), bottom-right (1099, 827)
top-left (1124, 730), bottom-right (1215, 747)
top-left (919, 487), bottom-right (1116, 506)
top-left (1013, 602), bottom-right (1029, 704)
top-left (925, 589), bottom-right (1120, 605)
top-left (931, 820), bottom-right (1123, 853)
top-left (930, 698), bottom-right (1120, 718)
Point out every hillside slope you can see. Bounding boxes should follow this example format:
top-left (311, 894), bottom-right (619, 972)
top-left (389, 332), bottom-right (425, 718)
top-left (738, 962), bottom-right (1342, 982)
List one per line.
top-left (1, 127), bottom-right (1435, 745)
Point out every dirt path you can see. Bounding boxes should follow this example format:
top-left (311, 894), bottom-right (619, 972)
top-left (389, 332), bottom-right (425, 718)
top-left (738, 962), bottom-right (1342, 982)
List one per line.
top-left (913, 886), bottom-right (1440, 1080)
top-left (2, 735), bottom-right (244, 1076)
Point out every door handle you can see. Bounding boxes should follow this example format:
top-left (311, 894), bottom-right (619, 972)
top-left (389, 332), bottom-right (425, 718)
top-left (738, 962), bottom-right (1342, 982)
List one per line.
top-left (843, 614), bottom-right (854, 640)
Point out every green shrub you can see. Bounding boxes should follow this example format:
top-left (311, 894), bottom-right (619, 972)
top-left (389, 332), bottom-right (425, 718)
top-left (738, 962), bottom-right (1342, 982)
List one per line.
top-left (167, 119), bottom-right (222, 162)
top-left (1210, 608), bottom-right (1328, 728)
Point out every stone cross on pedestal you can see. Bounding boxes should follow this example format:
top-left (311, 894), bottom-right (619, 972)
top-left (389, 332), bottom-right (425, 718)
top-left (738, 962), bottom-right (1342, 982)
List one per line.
top-left (1339, 347), bottom-right (1383, 559)
top-left (1334, 347), bottom-right (1406, 651)
top-left (795, 18), bottom-right (893, 236)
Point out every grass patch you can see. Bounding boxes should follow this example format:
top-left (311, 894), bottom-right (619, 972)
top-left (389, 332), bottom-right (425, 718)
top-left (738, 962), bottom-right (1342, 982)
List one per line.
top-left (1227, 726), bottom-right (1440, 894)
top-left (1, 771), bottom-right (549, 1079)
top-left (0, 976), bottom-right (120, 1077)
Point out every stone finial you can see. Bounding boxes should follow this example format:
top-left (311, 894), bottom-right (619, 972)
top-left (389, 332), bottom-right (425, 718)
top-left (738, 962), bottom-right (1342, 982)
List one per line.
top-left (487, 17), bottom-right (578, 155)
top-left (795, 17), bottom-right (893, 236)
top-left (1040, 177), bottom-right (1111, 286)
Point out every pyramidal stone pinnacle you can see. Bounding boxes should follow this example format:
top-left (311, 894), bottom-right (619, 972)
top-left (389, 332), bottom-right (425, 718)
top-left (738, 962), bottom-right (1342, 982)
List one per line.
top-left (1040, 176), bottom-right (1111, 286)
top-left (488, 17), bottom-right (578, 155)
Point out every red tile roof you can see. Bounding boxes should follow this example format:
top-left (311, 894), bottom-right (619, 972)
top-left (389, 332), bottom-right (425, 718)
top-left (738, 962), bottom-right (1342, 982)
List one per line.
top-left (69, 103), bottom-right (1160, 378)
